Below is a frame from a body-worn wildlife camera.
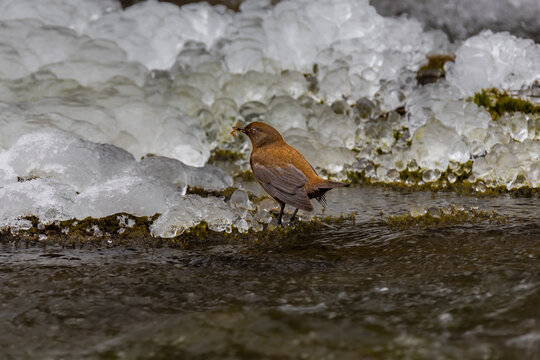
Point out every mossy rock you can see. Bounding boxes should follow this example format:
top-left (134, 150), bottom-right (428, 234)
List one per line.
top-left (0, 211), bottom-right (355, 248)
top-left (473, 88), bottom-right (540, 120)
top-left (234, 170), bottom-right (255, 182)
top-left (346, 167), bottom-right (538, 197)
top-left (0, 213), bottom-right (160, 248)
top-left (186, 186), bottom-right (238, 200)
top-left (386, 205), bottom-right (506, 229)
top-left (208, 149), bottom-right (244, 163)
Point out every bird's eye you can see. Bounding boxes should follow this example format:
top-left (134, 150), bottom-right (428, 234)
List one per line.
top-left (251, 128), bottom-right (256, 133)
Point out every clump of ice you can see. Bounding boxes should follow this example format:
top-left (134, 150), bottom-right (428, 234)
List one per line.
top-left (4, 131), bottom-right (134, 188)
top-left (138, 155), bottom-right (232, 192)
top-left (0, 90), bottom-right (211, 167)
top-left (411, 118), bottom-right (470, 171)
top-left (87, 1), bottom-right (233, 70)
top-left (406, 82), bottom-right (493, 158)
top-left (150, 196), bottom-right (235, 237)
top-left (225, 0), bottom-right (447, 103)
top-left (230, 189), bottom-right (253, 210)
top-left (0, 132), bottom-right (234, 230)
top-left (472, 139), bottom-right (540, 187)
top-left (446, 31), bottom-right (540, 95)
top-left (0, 179), bottom-right (77, 225)
top-left (0, 0), bottom-right (119, 32)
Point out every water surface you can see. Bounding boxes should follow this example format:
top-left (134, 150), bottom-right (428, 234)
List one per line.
top-left (1, 188), bottom-right (539, 359)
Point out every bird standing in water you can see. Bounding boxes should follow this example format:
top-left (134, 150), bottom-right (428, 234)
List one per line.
top-left (233, 121), bottom-right (349, 226)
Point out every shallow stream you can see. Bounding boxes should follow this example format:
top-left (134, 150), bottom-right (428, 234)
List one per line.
top-left (2, 187), bottom-right (539, 359)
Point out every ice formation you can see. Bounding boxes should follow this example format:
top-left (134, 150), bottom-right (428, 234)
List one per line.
top-left (0, 0), bottom-right (538, 235)
top-left (371, 0), bottom-right (540, 43)
top-left (446, 31), bottom-right (540, 95)
top-left (0, 132), bottom-right (234, 234)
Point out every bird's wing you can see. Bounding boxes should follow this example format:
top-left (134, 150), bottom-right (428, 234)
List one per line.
top-left (252, 163), bottom-right (314, 211)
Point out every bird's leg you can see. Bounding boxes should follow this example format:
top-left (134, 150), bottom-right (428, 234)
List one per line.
top-left (290, 208), bottom-right (299, 224)
top-left (277, 202), bottom-right (285, 227)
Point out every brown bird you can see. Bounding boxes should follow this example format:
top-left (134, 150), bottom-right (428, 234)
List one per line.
top-left (233, 121), bottom-right (349, 226)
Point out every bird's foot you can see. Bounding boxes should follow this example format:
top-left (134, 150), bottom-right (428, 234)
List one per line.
top-left (289, 209), bottom-right (299, 225)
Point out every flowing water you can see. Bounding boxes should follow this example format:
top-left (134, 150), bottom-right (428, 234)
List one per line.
top-left (1, 187), bottom-right (539, 359)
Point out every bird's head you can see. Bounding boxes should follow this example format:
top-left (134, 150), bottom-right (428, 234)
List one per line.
top-left (233, 121), bottom-right (284, 148)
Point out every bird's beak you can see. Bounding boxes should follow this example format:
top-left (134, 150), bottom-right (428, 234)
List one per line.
top-left (231, 123), bottom-right (245, 137)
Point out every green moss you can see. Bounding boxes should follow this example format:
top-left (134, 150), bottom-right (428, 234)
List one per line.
top-left (399, 168), bottom-right (423, 182)
top-left (17, 175), bottom-right (40, 182)
top-left (1, 213), bottom-right (160, 247)
top-left (386, 205), bottom-right (505, 229)
top-left (346, 168), bottom-right (538, 197)
top-left (208, 149), bottom-right (243, 163)
top-left (186, 186), bottom-right (237, 200)
top-left (0, 211), bottom-right (356, 248)
top-left (234, 169), bottom-right (255, 182)
top-left (496, 96), bottom-right (537, 115)
top-left (231, 213), bottom-right (356, 247)
top-left (473, 88), bottom-right (540, 120)
top-left (346, 170), bottom-right (367, 185)
top-left (140, 153), bottom-right (156, 160)
top-left (303, 68), bottom-right (319, 93)
top-left (474, 89), bottom-right (491, 109)
top-left (177, 221), bottom-right (212, 243)
top-left (438, 161), bottom-right (473, 183)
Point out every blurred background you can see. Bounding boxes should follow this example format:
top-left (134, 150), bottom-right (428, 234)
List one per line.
top-left (120, 0), bottom-right (540, 42)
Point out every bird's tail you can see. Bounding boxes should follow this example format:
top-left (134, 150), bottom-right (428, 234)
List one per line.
top-left (312, 180), bottom-right (349, 208)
